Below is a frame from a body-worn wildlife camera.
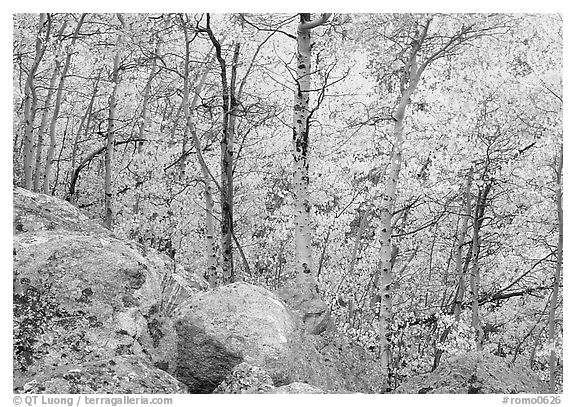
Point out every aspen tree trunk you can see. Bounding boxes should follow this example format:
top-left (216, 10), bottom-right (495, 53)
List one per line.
top-left (205, 14), bottom-right (238, 283)
top-left (469, 201), bottom-right (482, 350)
top-left (179, 15), bottom-right (192, 180)
top-left (22, 13), bottom-right (48, 190)
top-left (189, 121), bottom-right (218, 287)
top-left (221, 42), bottom-right (240, 282)
top-left (453, 167), bottom-right (473, 322)
top-left (191, 58), bottom-right (218, 288)
top-left (132, 36), bottom-right (159, 211)
top-left (52, 115), bottom-right (70, 195)
top-left (276, 13), bottom-right (333, 335)
top-left (68, 75), bottom-right (99, 202)
top-left (181, 21), bottom-right (218, 286)
top-left (548, 147), bottom-right (563, 393)
top-left (137, 40), bottom-right (159, 155)
top-left (469, 181), bottom-right (491, 350)
top-left (132, 44), bottom-right (158, 214)
top-left (378, 20), bottom-right (429, 392)
top-left (33, 65), bottom-right (59, 192)
top-left (292, 13), bottom-right (330, 281)
top-left (378, 113), bottom-right (405, 392)
top-left (432, 168), bottom-right (473, 370)
top-left (43, 16), bottom-right (85, 194)
top-left (104, 14), bottom-right (125, 230)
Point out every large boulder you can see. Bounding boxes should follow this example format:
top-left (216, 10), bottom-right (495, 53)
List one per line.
top-left (13, 187), bottom-right (205, 391)
top-left (18, 355), bottom-right (188, 394)
top-left (394, 352), bottom-right (547, 394)
top-left (173, 282), bottom-right (347, 393)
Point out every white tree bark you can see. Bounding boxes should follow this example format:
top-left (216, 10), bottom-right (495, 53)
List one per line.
top-left (43, 16), bottom-right (85, 194)
top-left (453, 168), bottom-right (473, 322)
top-left (181, 29), bottom-right (218, 286)
top-left (33, 65), bottom-right (59, 192)
top-left (293, 13), bottom-right (330, 282)
top-left (22, 13), bottom-right (48, 190)
top-left (548, 147), bottom-right (562, 392)
top-left (377, 19), bottom-right (429, 392)
top-left (104, 14), bottom-right (125, 230)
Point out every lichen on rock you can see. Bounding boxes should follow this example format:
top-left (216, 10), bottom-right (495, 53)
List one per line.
top-left (213, 362), bottom-right (274, 394)
top-left (394, 352), bottom-right (547, 394)
top-left (12, 187), bottom-right (206, 392)
top-left (19, 355), bottom-right (188, 394)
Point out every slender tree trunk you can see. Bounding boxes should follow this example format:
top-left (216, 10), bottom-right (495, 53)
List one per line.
top-left (181, 18), bottom-right (218, 286)
top-left (179, 16), bottom-right (192, 180)
top-left (547, 147), bottom-right (563, 393)
top-left (191, 62), bottom-right (218, 287)
top-left (292, 14), bottom-right (316, 281)
top-left (22, 13), bottom-right (48, 190)
top-left (205, 14), bottom-right (238, 283)
top-left (469, 181), bottom-right (491, 350)
top-left (189, 122), bottom-right (218, 287)
top-left (52, 116), bottom-right (71, 195)
top-left (33, 65), bottom-right (59, 192)
top-left (137, 41), bottom-right (159, 155)
top-left (454, 167), bottom-right (473, 322)
top-left (104, 14), bottom-right (125, 230)
top-left (68, 75), bottom-right (100, 202)
top-left (43, 15), bottom-right (85, 194)
top-left (221, 42), bottom-right (240, 282)
top-left (292, 13), bottom-right (331, 281)
top-left (377, 24), bottom-right (427, 391)
top-left (133, 39), bottom-right (160, 214)
top-left (432, 168), bottom-right (473, 370)
top-left (378, 112), bottom-right (404, 392)
top-left (277, 13), bottom-right (332, 335)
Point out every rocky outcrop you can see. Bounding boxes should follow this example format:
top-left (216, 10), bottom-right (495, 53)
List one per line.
top-left (277, 281), bottom-right (331, 335)
top-left (213, 363), bottom-right (327, 394)
top-left (18, 355), bottom-right (188, 394)
top-left (12, 188), bottom-right (383, 395)
top-left (314, 331), bottom-right (381, 393)
top-left (269, 382), bottom-right (326, 394)
top-left (213, 362), bottom-right (274, 394)
top-left (173, 282), bottom-right (348, 393)
top-left (394, 352), bottom-right (547, 394)
top-left (13, 187), bottom-right (205, 391)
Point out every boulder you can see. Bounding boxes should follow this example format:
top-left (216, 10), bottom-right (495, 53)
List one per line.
top-left (277, 279), bottom-right (331, 335)
top-left (213, 362), bottom-right (274, 394)
top-left (173, 282), bottom-right (347, 393)
top-left (394, 352), bottom-right (547, 394)
top-left (13, 187), bottom-right (111, 237)
top-left (314, 331), bottom-right (381, 393)
top-left (268, 382), bottom-right (326, 394)
top-left (13, 187), bottom-right (205, 391)
top-left (18, 355), bottom-right (188, 394)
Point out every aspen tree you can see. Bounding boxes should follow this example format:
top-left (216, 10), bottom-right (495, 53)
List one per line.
top-left (547, 147), bottom-right (562, 392)
top-left (43, 15), bottom-right (85, 194)
top-left (104, 14), bottom-right (125, 230)
top-left (22, 13), bottom-right (49, 190)
top-left (378, 20), bottom-right (430, 392)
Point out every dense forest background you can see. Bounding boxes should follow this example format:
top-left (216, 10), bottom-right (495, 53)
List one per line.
top-left (12, 13), bottom-right (563, 392)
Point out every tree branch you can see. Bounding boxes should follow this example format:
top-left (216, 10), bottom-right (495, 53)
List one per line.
top-left (298, 13), bottom-right (331, 31)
